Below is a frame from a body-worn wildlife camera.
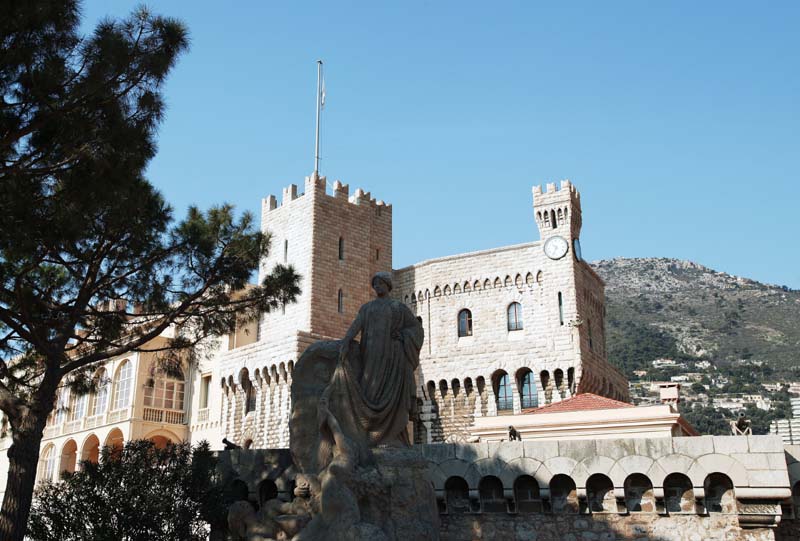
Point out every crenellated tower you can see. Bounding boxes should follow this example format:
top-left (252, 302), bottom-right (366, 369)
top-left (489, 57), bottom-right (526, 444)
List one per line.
top-left (533, 179), bottom-right (582, 243)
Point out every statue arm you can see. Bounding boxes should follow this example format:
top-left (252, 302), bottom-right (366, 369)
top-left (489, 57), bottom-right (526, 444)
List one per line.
top-left (339, 307), bottom-right (364, 363)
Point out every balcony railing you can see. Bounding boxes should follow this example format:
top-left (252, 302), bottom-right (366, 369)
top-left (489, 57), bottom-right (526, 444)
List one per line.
top-left (197, 408), bottom-right (209, 422)
top-left (41, 404), bottom-right (186, 440)
top-left (143, 407), bottom-right (185, 425)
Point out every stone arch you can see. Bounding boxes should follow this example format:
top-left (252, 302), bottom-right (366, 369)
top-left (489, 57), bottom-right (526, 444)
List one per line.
top-left (525, 272), bottom-right (534, 287)
top-left (611, 455), bottom-right (656, 487)
top-left (144, 428), bottom-right (181, 448)
top-left (453, 283), bottom-right (461, 294)
top-left (434, 286), bottom-right (442, 297)
top-left (81, 433), bottom-right (100, 464)
top-left (688, 454), bottom-right (748, 487)
top-left (443, 285), bottom-right (451, 296)
top-left (550, 474), bottom-right (579, 514)
top-left (704, 473), bottom-right (736, 513)
top-left (463, 377), bottom-right (473, 396)
top-left (434, 459), bottom-right (472, 490)
top-left (536, 270), bottom-right (543, 285)
top-left (439, 379), bottom-right (449, 399)
top-left (105, 428), bottom-right (124, 458)
top-left (574, 455), bottom-right (615, 488)
top-left (586, 473), bottom-right (616, 513)
top-left (483, 278), bottom-right (491, 290)
top-left (259, 479), bottom-right (279, 506)
top-left (426, 381), bottom-right (437, 401)
top-left (38, 443), bottom-right (58, 483)
top-left (463, 281), bottom-right (471, 292)
top-left (451, 379), bottom-right (461, 397)
top-left (502, 457), bottom-right (543, 489)
top-left (664, 472), bottom-right (695, 514)
top-left (494, 277), bottom-right (502, 288)
top-left (411, 292), bottom-right (417, 304)
top-left (515, 274), bottom-right (523, 288)
top-left (504, 275), bottom-right (512, 287)
top-left (444, 476), bottom-right (470, 513)
top-left (59, 439), bottom-right (78, 474)
top-left (478, 476), bottom-right (505, 512)
top-left (624, 473), bottom-right (655, 513)
top-left (424, 289), bottom-right (431, 299)
top-left (473, 280), bottom-right (481, 291)
top-left (542, 456), bottom-right (578, 478)
top-left (514, 475), bottom-right (542, 513)
top-left (465, 457), bottom-right (508, 488)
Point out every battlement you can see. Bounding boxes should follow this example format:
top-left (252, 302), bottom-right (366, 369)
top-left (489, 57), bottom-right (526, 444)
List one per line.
top-left (261, 173), bottom-right (391, 216)
top-left (532, 179), bottom-right (580, 205)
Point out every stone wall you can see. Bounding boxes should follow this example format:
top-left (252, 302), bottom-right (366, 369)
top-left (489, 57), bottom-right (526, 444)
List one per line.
top-left (439, 513), bottom-right (774, 541)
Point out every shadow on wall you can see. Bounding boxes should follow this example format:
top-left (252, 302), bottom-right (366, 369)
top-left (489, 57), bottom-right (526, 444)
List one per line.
top-left (430, 444), bottom-right (766, 541)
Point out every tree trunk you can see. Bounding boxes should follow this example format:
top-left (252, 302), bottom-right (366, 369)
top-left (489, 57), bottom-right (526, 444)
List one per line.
top-left (0, 429), bottom-right (44, 541)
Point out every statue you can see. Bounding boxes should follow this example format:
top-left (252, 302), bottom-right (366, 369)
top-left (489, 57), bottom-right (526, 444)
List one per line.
top-left (284, 271), bottom-right (437, 541)
top-left (332, 271), bottom-right (423, 448)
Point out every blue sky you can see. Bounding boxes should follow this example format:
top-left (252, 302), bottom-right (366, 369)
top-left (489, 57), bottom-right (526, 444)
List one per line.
top-left (82, 1), bottom-right (800, 288)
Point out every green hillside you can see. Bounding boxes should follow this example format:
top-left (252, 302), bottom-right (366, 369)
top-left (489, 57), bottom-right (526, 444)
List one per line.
top-left (592, 258), bottom-right (800, 378)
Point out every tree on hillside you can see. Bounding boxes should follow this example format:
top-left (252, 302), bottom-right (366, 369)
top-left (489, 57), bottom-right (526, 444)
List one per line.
top-left (27, 440), bottom-right (225, 541)
top-left (0, 3), bottom-right (300, 539)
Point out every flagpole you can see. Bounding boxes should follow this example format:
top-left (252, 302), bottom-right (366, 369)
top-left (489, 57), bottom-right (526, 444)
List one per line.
top-left (314, 60), bottom-right (322, 176)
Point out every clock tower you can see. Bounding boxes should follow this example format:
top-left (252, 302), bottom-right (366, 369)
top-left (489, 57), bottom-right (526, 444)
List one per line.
top-left (533, 179), bottom-right (582, 246)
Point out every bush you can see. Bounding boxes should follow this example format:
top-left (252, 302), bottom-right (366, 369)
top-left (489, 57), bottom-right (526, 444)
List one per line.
top-left (28, 440), bottom-right (224, 541)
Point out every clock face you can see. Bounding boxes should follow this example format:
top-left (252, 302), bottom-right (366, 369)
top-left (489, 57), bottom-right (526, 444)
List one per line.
top-left (544, 235), bottom-right (569, 260)
top-left (573, 238), bottom-right (583, 261)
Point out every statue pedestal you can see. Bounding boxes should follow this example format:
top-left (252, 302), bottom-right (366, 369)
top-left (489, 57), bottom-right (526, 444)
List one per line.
top-left (361, 447), bottom-right (440, 541)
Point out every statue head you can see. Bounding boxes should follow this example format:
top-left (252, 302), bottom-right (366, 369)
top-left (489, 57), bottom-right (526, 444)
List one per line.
top-left (371, 272), bottom-right (393, 297)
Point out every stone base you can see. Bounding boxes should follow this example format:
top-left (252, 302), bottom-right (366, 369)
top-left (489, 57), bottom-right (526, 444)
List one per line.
top-left (363, 446), bottom-right (440, 541)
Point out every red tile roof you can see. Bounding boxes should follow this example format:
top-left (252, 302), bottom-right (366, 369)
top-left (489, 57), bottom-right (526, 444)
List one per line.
top-left (521, 393), bottom-right (634, 415)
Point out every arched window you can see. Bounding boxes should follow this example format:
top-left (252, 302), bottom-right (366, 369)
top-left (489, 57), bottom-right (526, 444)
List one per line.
top-left (445, 477), bottom-right (470, 514)
top-left (38, 444), bottom-right (57, 484)
top-left (588, 318), bottom-right (594, 350)
top-left (69, 391), bottom-right (88, 422)
top-left (624, 474), bottom-right (655, 513)
top-left (518, 369), bottom-right (537, 409)
top-left (54, 388), bottom-right (69, 425)
top-left (144, 365), bottom-right (186, 411)
top-left (112, 360), bottom-right (133, 411)
top-left (557, 291), bottom-right (564, 325)
top-left (550, 209), bottom-right (557, 229)
top-left (338, 237), bottom-right (344, 260)
top-left (704, 473), bottom-right (736, 513)
top-left (664, 473), bottom-right (694, 514)
top-left (284, 239), bottom-right (288, 263)
top-left (550, 474), bottom-right (578, 514)
top-left (458, 309), bottom-right (472, 337)
top-left (514, 475), bottom-right (541, 513)
top-left (337, 289), bottom-right (344, 314)
top-left (587, 474), bottom-right (616, 513)
top-left (92, 369), bottom-right (110, 417)
top-left (493, 371), bottom-right (513, 412)
top-left (507, 302), bottom-right (523, 331)
top-left (567, 367), bottom-right (576, 395)
top-left (479, 476), bottom-right (506, 512)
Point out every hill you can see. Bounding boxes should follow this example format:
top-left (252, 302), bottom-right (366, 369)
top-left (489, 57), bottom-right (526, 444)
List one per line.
top-left (591, 258), bottom-right (800, 378)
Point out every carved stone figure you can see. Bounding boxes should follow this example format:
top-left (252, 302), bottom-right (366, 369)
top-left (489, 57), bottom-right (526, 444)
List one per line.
top-left (286, 272), bottom-right (438, 541)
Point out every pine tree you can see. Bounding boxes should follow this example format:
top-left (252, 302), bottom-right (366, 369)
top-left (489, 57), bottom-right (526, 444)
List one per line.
top-left (0, 3), bottom-right (300, 538)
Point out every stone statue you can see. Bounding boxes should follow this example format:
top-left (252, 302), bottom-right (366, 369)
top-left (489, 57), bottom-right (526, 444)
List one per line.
top-left (332, 271), bottom-right (423, 448)
top-left (286, 272), bottom-right (438, 541)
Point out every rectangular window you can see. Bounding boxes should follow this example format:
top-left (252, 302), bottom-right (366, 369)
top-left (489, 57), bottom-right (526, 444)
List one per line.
top-left (558, 292), bottom-right (564, 326)
top-left (284, 239), bottom-right (288, 263)
top-left (200, 375), bottom-right (211, 409)
top-left (338, 237), bottom-right (345, 260)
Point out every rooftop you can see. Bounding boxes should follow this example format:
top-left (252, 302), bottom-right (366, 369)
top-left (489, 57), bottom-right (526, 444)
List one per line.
top-left (522, 393), bottom-right (634, 415)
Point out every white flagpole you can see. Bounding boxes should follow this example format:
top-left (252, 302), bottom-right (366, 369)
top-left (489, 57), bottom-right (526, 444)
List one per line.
top-left (314, 60), bottom-right (323, 175)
